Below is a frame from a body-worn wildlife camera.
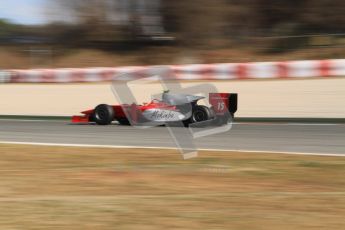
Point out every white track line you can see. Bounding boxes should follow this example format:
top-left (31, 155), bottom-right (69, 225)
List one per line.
top-left (237, 122), bottom-right (342, 126)
top-left (0, 141), bottom-right (344, 157)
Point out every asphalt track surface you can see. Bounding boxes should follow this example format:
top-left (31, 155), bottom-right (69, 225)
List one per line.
top-left (0, 119), bottom-right (344, 156)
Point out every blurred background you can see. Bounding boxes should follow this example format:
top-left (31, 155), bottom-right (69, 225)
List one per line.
top-left (1, 0), bottom-right (345, 68)
top-left (1, 3), bottom-right (345, 229)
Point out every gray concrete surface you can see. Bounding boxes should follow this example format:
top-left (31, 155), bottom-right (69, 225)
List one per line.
top-left (0, 119), bottom-right (344, 155)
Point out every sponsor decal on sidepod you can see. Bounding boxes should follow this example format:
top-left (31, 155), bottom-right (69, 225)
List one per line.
top-left (142, 109), bottom-right (186, 122)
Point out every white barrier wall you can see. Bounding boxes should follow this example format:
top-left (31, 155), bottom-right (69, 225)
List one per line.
top-left (5, 59), bottom-right (345, 83)
top-left (0, 71), bottom-right (10, 83)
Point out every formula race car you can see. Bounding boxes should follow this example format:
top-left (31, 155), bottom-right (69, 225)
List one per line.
top-left (72, 92), bottom-right (237, 127)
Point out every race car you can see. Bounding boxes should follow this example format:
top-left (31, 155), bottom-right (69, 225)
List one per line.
top-left (72, 92), bottom-right (237, 127)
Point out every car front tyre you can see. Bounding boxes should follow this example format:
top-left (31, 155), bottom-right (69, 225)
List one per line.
top-left (93, 104), bottom-right (114, 125)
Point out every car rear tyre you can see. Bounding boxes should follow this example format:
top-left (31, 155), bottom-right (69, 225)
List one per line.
top-left (94, 104), bottom-right (114, 125)
top-left (191, 105), bottom-right (214, 123)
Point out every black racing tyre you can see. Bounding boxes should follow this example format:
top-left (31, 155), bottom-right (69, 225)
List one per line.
top-left (93, 104), bottom-right (114, 125)
top-left (191, 105), bottom-right (214, 123)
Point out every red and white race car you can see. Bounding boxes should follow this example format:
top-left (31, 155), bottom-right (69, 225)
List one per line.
top-left (72, 92), bottom-right (237, 127)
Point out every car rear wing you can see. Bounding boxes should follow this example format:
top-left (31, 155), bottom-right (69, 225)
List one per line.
top-left (209, 93), bottom-right (238, 115)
